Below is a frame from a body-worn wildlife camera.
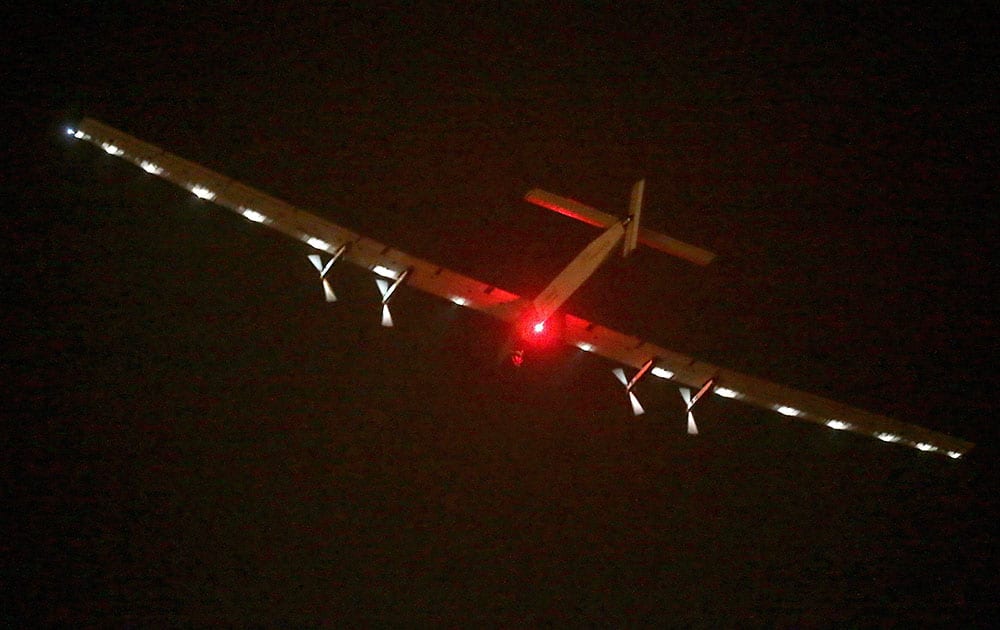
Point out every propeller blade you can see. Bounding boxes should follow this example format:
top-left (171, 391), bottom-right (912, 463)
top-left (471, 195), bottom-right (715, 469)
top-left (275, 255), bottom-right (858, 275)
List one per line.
top-left (679, 387), bottom-right (692, 408)
top-left (612, 368), bottom-right (628, 387)
top-left (375, 278), bottom-right (390, 300)
top-left (308, 254), bottom-right (324, 272)
top-left (628, 391), bottom-right (645, 416)
top-left (322, 278), bottom-right (337, 302)
top-left (381, 303), bottom-right (393, 327)
top-left (687, 410), bottom-right (699, 435)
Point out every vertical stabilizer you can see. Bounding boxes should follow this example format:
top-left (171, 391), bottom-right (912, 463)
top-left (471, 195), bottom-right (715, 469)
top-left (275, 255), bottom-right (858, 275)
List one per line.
top-left (623, 179), bottom-right (644, 257)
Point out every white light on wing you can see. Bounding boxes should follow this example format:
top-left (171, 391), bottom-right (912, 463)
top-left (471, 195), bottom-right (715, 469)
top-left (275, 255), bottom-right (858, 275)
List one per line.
top-left (66, 127), bottom-right (75, 136)
top-left (139, 160), bottom-right (163, 175)
top-left (306, 237), bottom-right (330, 251)
top-left (72, 130), bottom-right (89, 140)
top-left (190, 185), bottom-right (216, 200)
top-left (576, 342), bottom-right (594, 353)
top-left (102, 142), bottom-right (124, 156)
top-left (240, 208), bottom-right (269, 223)
top-left (776, 405), bottom-right (801, 417)
top-left (947, 451), bottom-right (962, 459)
top-left (651, 367), bottom-right (673, 379)
top-left (876, 432), bottom-right (900, 443)
top-left (826, 419), bottom-right (850, 430)
top-left (714, 387), bottom-right (740, 399)
top-left (450, 296), bottom-right (468, 306)
top-left (915, 442), bottom-right (937, 452)
top-left (372, 265), bottom-right (398, 279)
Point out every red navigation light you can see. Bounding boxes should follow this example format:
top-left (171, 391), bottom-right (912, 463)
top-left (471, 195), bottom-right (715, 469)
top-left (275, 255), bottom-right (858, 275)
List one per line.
top-left (520, 318), bottom-right (549, 343)
top-left (517, 313), bottom-right (563, 349)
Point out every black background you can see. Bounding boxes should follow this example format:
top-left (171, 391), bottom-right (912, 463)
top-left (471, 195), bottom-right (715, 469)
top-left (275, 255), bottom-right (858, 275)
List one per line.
top-left (6, 3), bottom-right (997, 625)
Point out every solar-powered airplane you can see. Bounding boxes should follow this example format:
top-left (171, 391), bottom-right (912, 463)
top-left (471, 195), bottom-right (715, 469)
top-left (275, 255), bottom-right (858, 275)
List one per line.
top-left (65, 118), bottom-right (973, 459)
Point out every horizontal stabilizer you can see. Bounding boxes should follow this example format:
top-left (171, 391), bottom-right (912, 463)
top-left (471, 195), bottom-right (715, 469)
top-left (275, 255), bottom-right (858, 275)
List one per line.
top-left (525, 189), bottom-right (615, 228)
top-left (525, 188), bottom-right (716, 266)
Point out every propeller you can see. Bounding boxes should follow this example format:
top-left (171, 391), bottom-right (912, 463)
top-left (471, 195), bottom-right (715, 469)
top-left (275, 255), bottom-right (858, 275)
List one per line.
top-left (679, 387), bottom-right (698, 435)
top-left (612, 358), bottom-right (655, 416)
top-left (679, 377), bottom-right (716, 435)
top-left (375, 278), bottom-right (394, 327)
top-left (374, 268), bottom-right (411, 328)
top-left (613, 368), bottom-right (646, 415)
top-left (307, 244), bottom-right (347, 302)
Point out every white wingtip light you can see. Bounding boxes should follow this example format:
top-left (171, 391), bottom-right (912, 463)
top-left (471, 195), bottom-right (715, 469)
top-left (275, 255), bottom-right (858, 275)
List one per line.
top-left (714, 387), bottom-right (740, 399)
top-left (381, 303), bottom-right (394, 328)
top-left (140, 160), bottom-right (163, 175)
top-left (190, 184), bottom-right (216, 200)
top-left (652, 367), bottom-right (674, 379)
top-left (372, 265), bottom-right (398, 279)
top-left (240, 207), bottom-right (268, 223)
top-left (306, 236), bottom-right (331, 251)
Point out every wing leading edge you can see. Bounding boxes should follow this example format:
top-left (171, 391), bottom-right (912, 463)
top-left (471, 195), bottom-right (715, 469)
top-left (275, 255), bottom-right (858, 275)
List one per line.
top-left (66, 119), bottom-right (973, 459)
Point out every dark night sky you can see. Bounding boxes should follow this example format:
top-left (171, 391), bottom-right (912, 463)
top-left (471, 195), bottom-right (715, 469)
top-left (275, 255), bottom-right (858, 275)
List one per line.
top-left (6, 3), bottom-right (998, 625)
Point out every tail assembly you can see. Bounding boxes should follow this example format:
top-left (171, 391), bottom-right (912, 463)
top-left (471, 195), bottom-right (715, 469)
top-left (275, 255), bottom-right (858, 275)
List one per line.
top-left (524, 181), bottom-right (716, 266)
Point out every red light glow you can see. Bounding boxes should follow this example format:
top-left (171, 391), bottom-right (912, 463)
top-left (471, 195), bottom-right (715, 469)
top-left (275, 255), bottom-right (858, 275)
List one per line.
top-left (517, 313), bottom-right (564, 348)
top-left (511, 350), bottom-right (524, 367)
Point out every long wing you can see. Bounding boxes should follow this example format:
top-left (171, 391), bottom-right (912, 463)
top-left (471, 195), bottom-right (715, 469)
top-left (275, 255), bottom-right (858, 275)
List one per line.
top-left (67, 119), bottom-right (973, 459)
top-left (70, 118), bottom-right (527, 322)
top-left (560, 315), bottom-right (972, 458)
